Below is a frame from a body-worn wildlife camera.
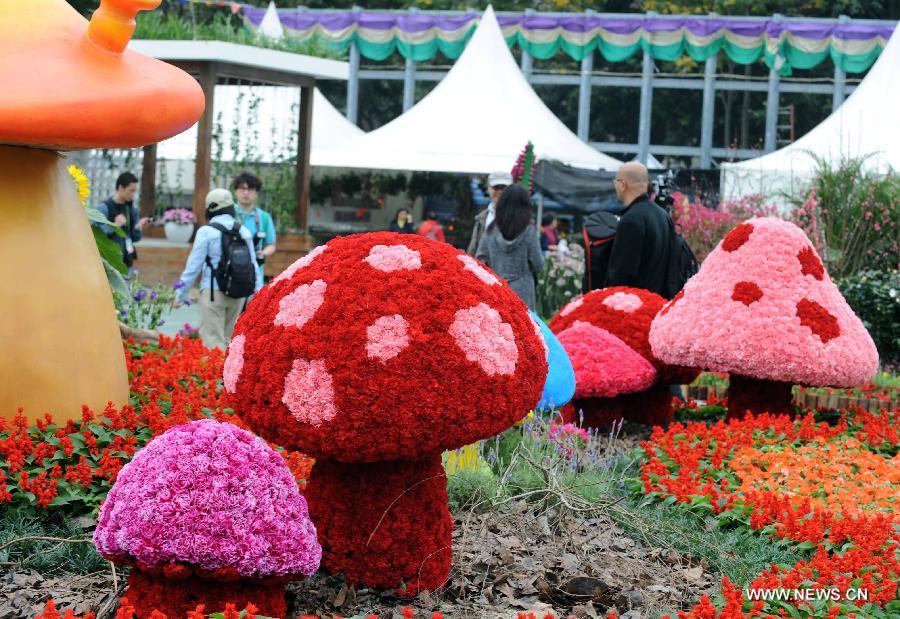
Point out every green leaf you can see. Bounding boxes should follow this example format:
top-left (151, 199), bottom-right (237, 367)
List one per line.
top-left (103, 260), bottom-right (129, 298)
top-left (85, 206), bottom-right (126, 237)
top-left (92, 227), bottom-right (128, 274)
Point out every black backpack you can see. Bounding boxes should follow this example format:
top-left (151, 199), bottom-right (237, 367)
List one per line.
top-left (582, 211), bottom-right (620, 293)
top-left (661, 211), bottom-right (699, 299)
top-left (205, 222), bottom-right (257, 300)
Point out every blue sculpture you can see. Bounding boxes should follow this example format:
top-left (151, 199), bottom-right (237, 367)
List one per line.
top-left (529, 310), bottom-right (575, 411)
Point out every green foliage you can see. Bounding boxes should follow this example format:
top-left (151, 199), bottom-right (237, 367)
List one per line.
top-left (133, 7), bottom-right (342, 59)
top-left (114, 272), bottom-right (176, 331)
top-left (446, 465), bottom-right (505, 512)
top-left (837, 270), bottom-right (900, 367)
top-left (0, 509), bottom-right (106, 574)
top-left (535, 244), bottom-right (585, 320)
top-left (789, 156), bottom-right (899, 279)
top-left (310, 172), bottom-right (410, 208)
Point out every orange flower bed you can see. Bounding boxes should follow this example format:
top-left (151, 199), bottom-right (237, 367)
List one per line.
top-left (728, 437), bottom-right (899, 520)
top-left (640, 406), bottom-right (899, 618)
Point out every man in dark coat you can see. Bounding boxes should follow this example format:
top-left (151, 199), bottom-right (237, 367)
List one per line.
top-left (605, 162), bottom-right (671, 297)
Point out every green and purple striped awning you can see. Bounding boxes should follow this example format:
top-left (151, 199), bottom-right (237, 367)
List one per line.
top-left (241, 7), bottom-right (895, 74)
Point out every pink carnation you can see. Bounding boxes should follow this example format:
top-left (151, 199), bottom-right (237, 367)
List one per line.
top-left (557, 322), bottom-right (656, 398)
top-left (93, 420), bottom-right (321, 579)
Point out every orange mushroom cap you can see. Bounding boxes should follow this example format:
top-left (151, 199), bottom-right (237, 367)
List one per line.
top-left (0, 0), bottom-right (204, 149)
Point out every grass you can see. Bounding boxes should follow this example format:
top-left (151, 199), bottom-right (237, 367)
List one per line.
top-left (135, 11), bottom-right (344, 60)
top-left (0, 508), bottom-right (107, 575)
top-left (444, 418), bottom-right (809, 591)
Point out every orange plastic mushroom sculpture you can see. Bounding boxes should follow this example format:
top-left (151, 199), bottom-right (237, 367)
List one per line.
top-left (0, 0), bottom-right (204, 423)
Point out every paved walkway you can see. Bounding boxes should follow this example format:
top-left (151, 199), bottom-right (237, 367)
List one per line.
top-left (158, 301), bottom-right (200, 338)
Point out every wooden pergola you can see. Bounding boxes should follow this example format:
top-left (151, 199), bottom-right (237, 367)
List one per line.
top-left (130, 40), bottom-right (349, 230)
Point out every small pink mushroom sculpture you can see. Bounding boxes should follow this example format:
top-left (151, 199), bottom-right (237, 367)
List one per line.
top-left (93, 420), bottom-right (321, 618)
top-left (225, 232), bottom-right (546, 595)
top-left (550, 287), bottom-right (699, 428)
top-left (650, 217), bottom-right (879, 419)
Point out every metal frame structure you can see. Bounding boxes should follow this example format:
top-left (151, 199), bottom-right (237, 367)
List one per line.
top-left (336, 10), bottom-right (894, 167)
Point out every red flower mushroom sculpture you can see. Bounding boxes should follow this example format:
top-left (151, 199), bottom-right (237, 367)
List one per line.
top-left (550, 287), bottom-right (699, 428)
top-left (650, 217), bottom-right (879, 419)
top-left (93, 420), bottom-right (321, 618)
top-left (225, 232), bottom-right (546, 595)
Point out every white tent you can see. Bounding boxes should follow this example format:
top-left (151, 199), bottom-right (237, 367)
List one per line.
top-left (721, 26), bottom-right (900, 202)
top-left (157, 86), bottom-right (363, 162)
top-left (311, 6), bottom-right (620, 173)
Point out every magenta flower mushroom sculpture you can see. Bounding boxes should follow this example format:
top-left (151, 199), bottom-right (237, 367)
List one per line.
top-left (93, 420), bottom-right (321, 618)
top-left (650, 217), bottom-right (879, 419)
top-left (225, 232), bottom-right (547, 595)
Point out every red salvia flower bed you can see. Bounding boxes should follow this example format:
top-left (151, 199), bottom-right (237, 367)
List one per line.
top-left (0, 336), bottom-right (313, 515)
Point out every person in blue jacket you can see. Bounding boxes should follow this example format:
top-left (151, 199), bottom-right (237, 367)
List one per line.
top-left (174, 189), bottom-right (258, 350)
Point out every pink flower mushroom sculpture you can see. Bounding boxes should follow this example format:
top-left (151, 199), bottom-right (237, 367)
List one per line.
top-left (224, 232), bottom-right (547, 595)
top-left (93, 419), bottom-right (321, 618)
top-left (650, 217), bottom-right (879, 419)
top-left (550, 287), bottom-right (699, 429)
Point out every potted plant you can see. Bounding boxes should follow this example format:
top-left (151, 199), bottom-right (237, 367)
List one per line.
top-left (159, 207), bottom-right (196, 243)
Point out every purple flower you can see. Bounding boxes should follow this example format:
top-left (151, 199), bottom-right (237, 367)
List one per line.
top-left (150, 290), bottom-right (158, 300)
top-left (134, 289), bottom-right (148, 302)
top-left (173, 280), bottom-right (186, 290)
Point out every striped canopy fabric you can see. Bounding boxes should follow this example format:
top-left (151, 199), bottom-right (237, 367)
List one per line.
top-left (241, 7), bottom-right (895, 73)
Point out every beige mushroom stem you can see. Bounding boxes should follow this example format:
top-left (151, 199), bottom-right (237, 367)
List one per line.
top-left (0, 146), bottom-right (128, 424)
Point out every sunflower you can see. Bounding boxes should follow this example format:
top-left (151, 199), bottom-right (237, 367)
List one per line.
top-left (67, 164), bottom-right (91, 206)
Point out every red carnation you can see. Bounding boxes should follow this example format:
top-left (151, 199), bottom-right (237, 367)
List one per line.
top-left (227, 232), bottom-right (546, 595)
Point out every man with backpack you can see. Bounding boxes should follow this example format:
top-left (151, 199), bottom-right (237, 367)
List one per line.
top-left (174, 188), bottom-right (258, 349)
top-left (605, 162), bottom-right (681, 299)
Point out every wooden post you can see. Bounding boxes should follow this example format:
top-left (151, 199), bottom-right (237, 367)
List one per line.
top-left (140, 143), bottom-right (157, 218)
top-left (296, 83), bottom-right (314, 231)
top-left (193, 62), bottom-right (217, 226)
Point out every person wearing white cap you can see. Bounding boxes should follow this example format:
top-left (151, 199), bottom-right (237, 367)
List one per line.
top-left (174, 188), bottom-right (258, 349)
top-left (467, 170), bottom-right (512, 256)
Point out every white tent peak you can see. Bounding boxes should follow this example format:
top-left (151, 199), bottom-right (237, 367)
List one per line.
top-left (721, 25), bottom-right (900, 201)
top-left (312, 5), bottom-right (621, 173)
top-left (157, 87), bottom-right (363, 163)
top-left (258, 1), bottom-right (285, 41)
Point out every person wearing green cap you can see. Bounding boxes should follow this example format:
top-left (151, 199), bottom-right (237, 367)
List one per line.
top-left (174, 188), bottom-right (258, 349)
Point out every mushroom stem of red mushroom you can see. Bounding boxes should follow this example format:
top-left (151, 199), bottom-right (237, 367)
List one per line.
top-left (304, 455), bottom-right (453, 596)
top-left (727, 375), bottom-right (795, 419)
top-left (124, 569), bottom-right (288, 618)
top-left (565, 385), bottom-right (674, 430)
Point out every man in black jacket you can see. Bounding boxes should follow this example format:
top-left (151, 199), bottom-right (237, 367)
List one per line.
top-left (605, 162), bottom-right (671, 297)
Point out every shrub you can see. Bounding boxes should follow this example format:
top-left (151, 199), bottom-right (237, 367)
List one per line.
top-left (837, 269), bottom-right (900, 367)
top-left (671, 193), bottom-right (776, 262)
top-left (536, 244), bottom-right (584, 319)
top-left (789, 156), bottom-right (899, 279)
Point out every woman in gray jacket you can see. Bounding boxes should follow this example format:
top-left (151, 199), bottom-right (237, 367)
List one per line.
top-left (476, 184), bottom-right (545, 310)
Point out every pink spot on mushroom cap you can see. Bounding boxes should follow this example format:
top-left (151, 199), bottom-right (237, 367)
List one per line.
top-left (366, 315), bottom-right (410, 362)
top-left (282, 359), bottom-right (337, 426)
top-left (457, 255), bottom-right (500, 286)
top-left (223, 334), bottom-right (245, 394)
top-left (450, 303), bottom-right (518, 376)
top-left (602, 292), bottom-right (643, 313)
top-left (274, 279), bottom-right (327, 330)
top-left (274, 245), bottom-right (328, 283)
top-left (364, 245), bottom-right (422, 272)
top-left (559, 296), bottom-right (584, 317)
top-left (557, 323), bottom-right (656, 398)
